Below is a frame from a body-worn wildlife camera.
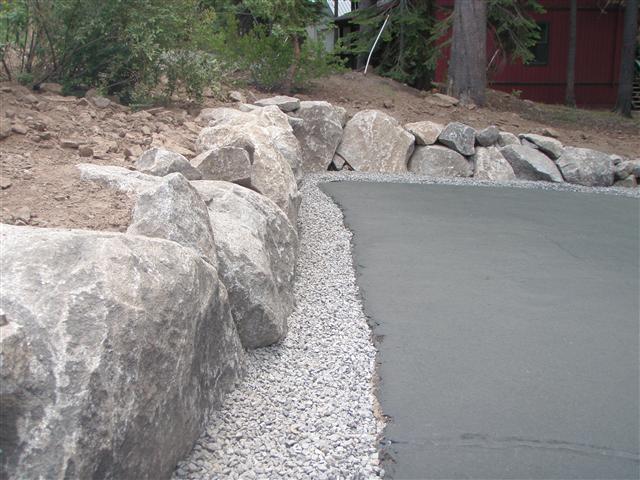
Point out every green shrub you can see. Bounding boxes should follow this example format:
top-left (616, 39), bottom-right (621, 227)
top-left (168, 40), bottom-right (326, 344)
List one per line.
top-left (211, 15), bottom-right (343, 92)
top-left (0, 0), bottom-right (223, 103)
top-left (234, 30), bottom-right (341, 91)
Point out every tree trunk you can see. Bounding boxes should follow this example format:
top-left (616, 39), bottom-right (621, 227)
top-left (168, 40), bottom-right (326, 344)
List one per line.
top-left (448, 0), bottom-right (487, 106)
top-left (283, 34), bottom-right (301, 94)
top-left (565, 0), bottom-right (577, 107)
top-left (356, 0), bottom-right (374, 70)
top-left (613, 0), bottom-right (638, 117)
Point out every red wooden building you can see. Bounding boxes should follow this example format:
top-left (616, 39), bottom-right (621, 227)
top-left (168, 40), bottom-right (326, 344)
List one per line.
top-left (434, 0), bottom-right (629, 108)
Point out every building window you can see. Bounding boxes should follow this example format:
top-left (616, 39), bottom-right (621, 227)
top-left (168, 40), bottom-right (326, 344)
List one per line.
top-left (528, 22), bottom-right (549, 66)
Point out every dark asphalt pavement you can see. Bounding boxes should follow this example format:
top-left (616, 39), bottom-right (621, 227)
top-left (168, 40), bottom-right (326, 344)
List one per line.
top-left (320, 182), bottom-right (639, 480)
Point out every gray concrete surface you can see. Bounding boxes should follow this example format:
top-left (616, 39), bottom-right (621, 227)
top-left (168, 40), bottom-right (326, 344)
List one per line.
top-left (321, 181), bottom-right (640, 480)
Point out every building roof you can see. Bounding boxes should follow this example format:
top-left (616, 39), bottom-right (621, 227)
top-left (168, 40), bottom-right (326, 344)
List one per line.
top-left (325, 0), bottom-right (352, 17)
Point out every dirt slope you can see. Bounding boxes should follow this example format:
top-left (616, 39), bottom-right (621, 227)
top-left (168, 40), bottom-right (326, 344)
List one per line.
top-left (1, 74), bottom-right (638, 231)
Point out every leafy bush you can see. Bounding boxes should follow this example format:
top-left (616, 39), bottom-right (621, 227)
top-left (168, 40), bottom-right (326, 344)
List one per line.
top-left (207, 1), bottom-right (344, 92)
top-left (0, 0), bottom-right (223, 103)
top-left (214, 20), bottom-right (343, 91)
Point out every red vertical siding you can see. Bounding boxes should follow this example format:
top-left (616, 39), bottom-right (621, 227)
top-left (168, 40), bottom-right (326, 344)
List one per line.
top-left (434, 0), bottom-right (626, 108)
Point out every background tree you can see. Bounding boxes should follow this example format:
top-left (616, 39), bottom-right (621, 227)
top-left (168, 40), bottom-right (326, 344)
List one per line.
top-left (565, 0), bottom-right (577, 106)
top-left (355, 0), bottom-right (375, 70)
top-left (339, 0), bottom-right (542, 92)
top-left (448, 0), bottom-right (487, 105)
top-left (613, 0), bottom-right (638, 117)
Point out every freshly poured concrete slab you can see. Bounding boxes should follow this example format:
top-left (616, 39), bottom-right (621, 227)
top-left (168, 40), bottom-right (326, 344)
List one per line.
top-left (321, 181), bottom-right (639, 480)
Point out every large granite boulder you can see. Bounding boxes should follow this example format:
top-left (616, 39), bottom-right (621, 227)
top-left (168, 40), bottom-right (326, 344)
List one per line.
top-left (78, 163), bottom-right (161, 193)
top-left (135, 148), bottom-right (202, 180)
top-left (475, 126), bottom-right (500, 147)
top-left (556, 147), bottom-right (615, 187)
top-left (78, 165), bottom-right (218, 265)
top-left (198, 106), bottom-right (303, 180)
top-left (254, 95), bottom-right (300, 112)
top-left (196, 107), bottom-right (247, 126)
top-left (500, 144), bottom-right (563, 182)
top-left (518, 133), bottom-right (564, 160)
top-left (472, 146), bottom-right (516, 181)
top-left (438, 122), bottom-right (476, 156)
top-left (289, 101), bottom-right (344, 171)
top-left (404, 121), bottom-right (444, 146)
top-left (197, 122), bottom-right (300, 225)
top-left (408, 145), bottom-right (473, 178)
top-left (497, 131), bottom-right (520, 147)
top-left (192, 181), bottom-right (298, 349)
top-left (0, 224), bottom-right (244, 480)
top-left (191, 147), bottom-right (252, 188)
top-left (336, 110), bottom-right (415, 173)
top-left (128, 173), bottom-right (217, 264)
top-left (614, 160), bottom-right (636, 180)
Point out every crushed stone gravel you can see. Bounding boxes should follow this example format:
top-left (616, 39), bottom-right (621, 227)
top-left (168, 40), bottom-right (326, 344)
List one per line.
top-left (174, 172), bottom-right (638, 480)
top-left (174, 173), bottom-right (384, 480)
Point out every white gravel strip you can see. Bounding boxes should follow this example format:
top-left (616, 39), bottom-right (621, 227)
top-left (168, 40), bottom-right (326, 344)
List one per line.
top-left (174, 174), bottom-right (384, 480)
top-left (174, 172), bottom-right (637, 480)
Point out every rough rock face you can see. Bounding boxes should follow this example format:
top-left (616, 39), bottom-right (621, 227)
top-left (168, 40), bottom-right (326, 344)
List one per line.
top-left (197, 106), bottom-right (303, 181)
top-left (556, 147), bottom-right (615, 187)
top-left (196, 107), bottom-right (247, 126)
top-left (500, 144), bottom-right (563, 182)
top-left (335, 106), bottom-right (348, 127)
top-left (497, 131), bottom-right (520, 147)
top-left (78, 165), bottom-right (218, 265)
top-left (254, 96), bottom-right (300, 112)
top-left (472, 146), bottom-right (516, 181)
top-left (192, 181), bottom-right (298, 349)
top-left (128, 173), bottom-right (218, 264)
top-left (614, 175), bottom-right (638, 188)
top-left (438, 122), bottom-right (476, 156)
top-left (290, 101), bottom-right (344, 171)
top-left (476, 126), bottom-right (500, 147)
top-left (404, 121), bottom-right (444, 145)
top-left (191, 147), bottom-right (253, 187)
top-left (336, 110), bottom-right (415, 173)
top-left (519, 133), bottom-right (564, 160)
top-left (408, 145), bottom-right (473, 178)
top-left (78, 163), bottom-right (161, 193)
top-left (135, 148), bottom-right (202, 180)
top-left (0, 224), bottom-right (245, 480)
top-left (197, 124), bottom-right (300, 225)
top-left (614, 160), bottom-right (636, 180)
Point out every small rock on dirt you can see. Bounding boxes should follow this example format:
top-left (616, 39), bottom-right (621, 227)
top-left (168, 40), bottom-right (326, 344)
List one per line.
top-left (39, 83), bottom-right (63, 94)
top-left (430, 93), bottom-right (459, 107)
top-left (0, 118), bottom-right (12, 139)
top-left (12, 124), bottom-right (27, 135)
top-left (540, 127), bottom-right (560, 138)
top-left (13, 206), bottom-right (32, 223)
top-left (0, 176), bottom-right (12, 189)
top-left (92, 96), bottom-right (111, 109)
top-left (61, 139), bottom-right (81, 149)
top-left (229, 91), bottom-right (246, 103)
top-left (79, 146), bottom-right (94, 158)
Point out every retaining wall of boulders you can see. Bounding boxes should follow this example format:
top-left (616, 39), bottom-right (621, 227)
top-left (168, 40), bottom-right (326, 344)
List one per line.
top-left (2, 93), bottom-right (638, 479)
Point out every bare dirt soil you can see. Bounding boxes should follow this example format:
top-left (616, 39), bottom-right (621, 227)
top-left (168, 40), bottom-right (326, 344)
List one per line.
top-left (1, 73), bottom-right (638, 232)
top-left (0, 83), bottom-right (225, 231)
